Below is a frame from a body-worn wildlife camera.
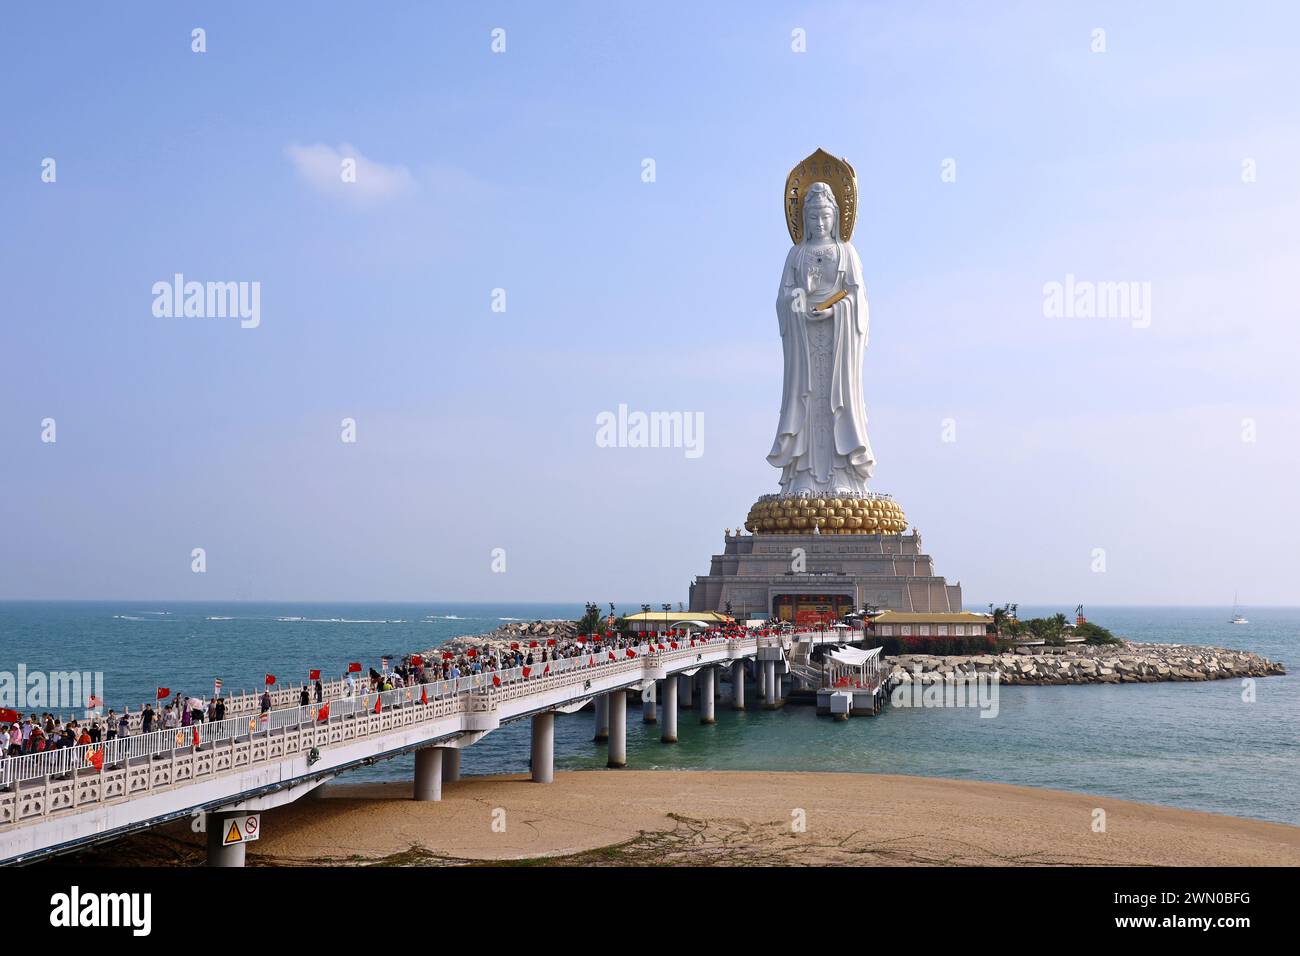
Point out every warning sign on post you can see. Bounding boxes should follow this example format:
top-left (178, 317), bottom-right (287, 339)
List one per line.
top-left (222, 813), bottom-right (261, 846)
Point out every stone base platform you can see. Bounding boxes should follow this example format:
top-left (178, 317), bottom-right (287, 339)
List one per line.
top-left (688, 531), bottom-right (962, 620)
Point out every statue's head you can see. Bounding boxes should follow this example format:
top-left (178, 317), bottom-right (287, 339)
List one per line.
top-left (802, 182), bottom-right (839, 242)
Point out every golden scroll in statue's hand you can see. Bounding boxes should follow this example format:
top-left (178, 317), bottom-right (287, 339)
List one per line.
top-left (811, 289), bottom-right (847, 313)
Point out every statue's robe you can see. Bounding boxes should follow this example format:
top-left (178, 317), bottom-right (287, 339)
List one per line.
top-left (766, 238), bottom-right (875, 493)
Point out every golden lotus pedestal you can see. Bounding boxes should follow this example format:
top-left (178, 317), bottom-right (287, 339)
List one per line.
top-left (744, 494), bottom-right (907, 536)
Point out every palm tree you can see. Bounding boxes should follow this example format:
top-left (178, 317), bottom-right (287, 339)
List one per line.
top-left (991, 606), bottom-right (1008, 636)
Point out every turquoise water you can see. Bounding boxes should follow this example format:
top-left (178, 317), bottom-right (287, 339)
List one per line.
top-left (1, 602), bottom-right (1295, 825)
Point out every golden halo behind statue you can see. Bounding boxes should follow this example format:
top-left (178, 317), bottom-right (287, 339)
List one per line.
top-left (785, 148), bottom-right (858, 245)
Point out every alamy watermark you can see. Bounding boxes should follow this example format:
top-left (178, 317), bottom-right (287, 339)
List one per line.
top-left (1, 666), bottom-right (106, 717)
top-left (890, 668), bottom-right (1000, 718)
top-left (152, 273), bottom-right (261, 329)
top-left (595, 404), bottom-right (704, 459)
top-left (1042, 274), bottom-right (1151, 329)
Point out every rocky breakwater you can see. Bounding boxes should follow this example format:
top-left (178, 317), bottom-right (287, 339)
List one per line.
top-left (424, 619), bottom-right (581, 660)
top-left (886, 642), bottom-right (1286, 686)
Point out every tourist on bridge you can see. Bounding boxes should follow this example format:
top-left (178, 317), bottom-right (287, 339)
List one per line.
top-left (300, 687), bottom-right (310, 707)
top-left (314, 679), bottom-right (323, 703)
top-left (118, 709), bottom-right (131, 738)
top-left (213, 697), bottom-right (226, 721)
top-left (141, 704), bottom-right (155, 734)
top-left (260, 689), bottom-right (272, 715)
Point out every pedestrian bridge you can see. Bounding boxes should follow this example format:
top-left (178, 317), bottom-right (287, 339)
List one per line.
top-left (0, 631), bottom-right (809, 865)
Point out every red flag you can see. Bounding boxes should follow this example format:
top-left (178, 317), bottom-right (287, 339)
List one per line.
top-left (442, 652), bottom-right (454, 660)
top-left (0, 708), bottom-right (18, 723)
top-left (264, 674), bottom-right (276, 686)
top-left (491, 674), bottom-right (501, 687)
top-left (608, 651), bottom-right (616, 661)
top-left (420, 686), bottom-right (428, 705)
top-left (529, 641), bottom-right (538, 648)
top-left (626, 648), bottom-right (636, 658)
top-left (86, 748), bottom-right (104, 772)
top-left (522, 666), bottom-right (532, 678)
top-left (543, 664), bottom-right (550, 676)
top-left (373, 696), bottom-right (382, 715)
top-left (156, 687), bottom-right (170, 700)
top-left (547, 639), bottom-right (556, 646)
top-left (411, 655), bottom-right (423, 666)
top-left (317, 702), bottom-right (330, 721)
top-left (587, 655), bottom-right (595, 667)
top-left (467, 648), bottom-right (478, 658)
top-left (192, 727), bottom-right (200, 749)
top-left (510, 642), bottom-right (519, 650)
top-left (348, 662), bottom-right (362, 673)
top-left (670, 641), bottom-right (678, 650)
top-left (308, 669), bottom-right (321, 680)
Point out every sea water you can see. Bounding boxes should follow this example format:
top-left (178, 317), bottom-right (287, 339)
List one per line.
top-left (0, 602), bottom-right (1294, 825)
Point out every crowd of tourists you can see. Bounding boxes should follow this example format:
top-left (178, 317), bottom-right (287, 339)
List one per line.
top-left (2, 627), bottom-right (729, 762)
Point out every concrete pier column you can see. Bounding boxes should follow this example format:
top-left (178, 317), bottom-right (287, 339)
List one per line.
top-left (530, 711), bottom-right (555, 783)
top-left (700, 667), bottom-right (716, 724)
top-left (441, 747), bottom-right (461, 782)
top-left (714, 667), bottom-right (723, 702)
top-left (643, 680), bottom-right (657, 724)
top-left (206, 812), bottom-right (247, 867)
top-left (732, 660), bottom-right (746, 710)
top-left (414, 746), bottom-right (444, 801)
top-left (661, 672), bottom-right (678, 743)
top-left (756, 660), bottom-right (766, 698)
top-left (607, 690), bottom-right (627, 768)
top-left (593, 693), bottom-right (609, 742)
top-left (679, 672), bottom-right (694, 707)
top-left (764, 660), bottom-right (780, 709)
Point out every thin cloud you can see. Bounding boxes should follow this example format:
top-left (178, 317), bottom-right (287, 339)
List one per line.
top-left (284, 142), bottom-right (415, 203)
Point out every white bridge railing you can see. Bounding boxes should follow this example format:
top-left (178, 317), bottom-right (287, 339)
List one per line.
top-left (0, 635), bottom-right (760, 816)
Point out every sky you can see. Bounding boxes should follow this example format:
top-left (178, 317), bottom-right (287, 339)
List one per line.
top-left (2, 1), bottom-right (1298, 607)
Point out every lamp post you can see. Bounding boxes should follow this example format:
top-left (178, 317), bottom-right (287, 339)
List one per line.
top-left (661, 603), bottom-right (671, 638)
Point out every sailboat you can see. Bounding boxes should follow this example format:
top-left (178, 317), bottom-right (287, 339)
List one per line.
top-left (1230, 593), bottom-right (1248, 625)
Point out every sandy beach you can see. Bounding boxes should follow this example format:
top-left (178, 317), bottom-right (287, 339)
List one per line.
top-left (70, 770), bottom-right (1300, 867)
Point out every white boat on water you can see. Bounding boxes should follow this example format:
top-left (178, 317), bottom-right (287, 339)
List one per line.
top-left (1230, 593), bottom-right (1248, 625)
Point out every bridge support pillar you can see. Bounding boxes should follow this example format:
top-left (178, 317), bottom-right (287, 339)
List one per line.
top-left (441, 746), bottom-right (460, 782)
top-left (733, 660), bottom-right (746, 710)
top-left (643, 680), bottom-right (657, 724)
top-left (661, 673), bottom-right (678, 743)
top-left (206, 812), bottom-right (247, 867)
top-left (756, 660), bottom-right (766, 698)
top-left (700, 667), bottom-right (716, 724)
top-left (414, 746), bottom-right (444, 801)
top-left (764, 660), bottom-right (781, 709)
top-left (680, 672), bottom-right (694, 708)
top-left (530, 711), bottom-right (555, 783)
top-left (607, 689), bottom-right (627, 768)
top-left (714, 666), bottom-right (723, 702)
top-left (593, 693), bottom-right (609, 742)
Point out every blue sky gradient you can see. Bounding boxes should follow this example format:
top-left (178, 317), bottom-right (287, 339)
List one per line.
top-left (2, 2), bottom-right (1298, 605)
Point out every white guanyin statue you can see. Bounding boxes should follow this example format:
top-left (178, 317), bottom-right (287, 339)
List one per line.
top-left (767, 159), bottom-right (875, 498)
